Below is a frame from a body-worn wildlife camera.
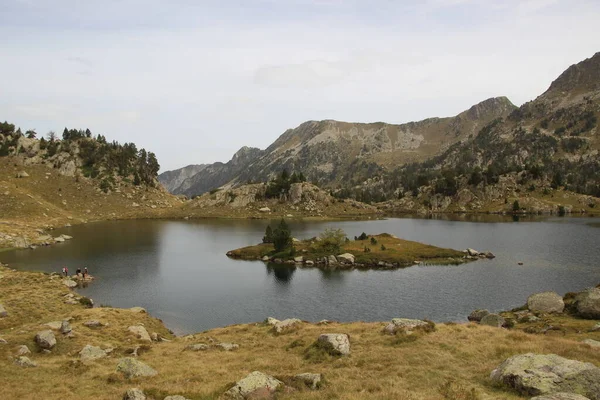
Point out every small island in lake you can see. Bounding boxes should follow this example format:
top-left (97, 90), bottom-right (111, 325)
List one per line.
top-left (227, 220), bottom-right (491, 269)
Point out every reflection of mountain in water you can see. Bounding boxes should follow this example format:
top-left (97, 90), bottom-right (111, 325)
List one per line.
top-left (265, 263), bottom-right (296, 283)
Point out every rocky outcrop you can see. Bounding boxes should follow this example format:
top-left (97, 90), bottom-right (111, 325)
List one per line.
top-left (528, 292), bottom-right (565, 313)
top-left (317, 333), bottom-right (350, 356)
top-left (468, 309), bottom-right (490, 322)
top-left (128, 325), bottom-right (152, 342)
top-left (575, 288), bottom-right (600, 319)
top-left (383, 318), bottom-right (429, 335)
top-left (480, 314), bottom-right (505, 328)
top-left (35, 330), bottom-right (56, 349)
top-left (271, 318), bottom-right (302, 334)
top-left (158, 164), bottom-right (207, 193)
top-left (116, 358), bottom-right (158, 378)
top-left (531, 394), bottom-right (591, 400)
top-left (224, 371), bottom-right (283, 400)
top-left (490, 353), bottom-right (600, 399)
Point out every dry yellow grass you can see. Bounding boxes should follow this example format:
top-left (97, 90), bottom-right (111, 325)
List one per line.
top-left (1, 265), bottom-right (599, 400)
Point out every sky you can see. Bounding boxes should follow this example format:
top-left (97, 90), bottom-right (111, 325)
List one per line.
top-left (1, 0), bottom-right (599, 172)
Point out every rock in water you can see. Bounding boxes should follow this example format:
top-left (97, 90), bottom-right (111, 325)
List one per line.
top-left (480, 313), bottom-right (505, 328)
top-left (490, 353), bottom-right (600, 399)
top-left (123, 388), bottom-right (146, 400)
top-left (128, 325), bottom-right (152, 342)
top-left (79, 345), bottom-right (107, 362)
top-left (116, 358), bottom-right (158, 378)
top-left (467, 309), bottom-right (490, 322)
top-left (575, 288), bottom-right (600, 319)
top-left (14, 356), bottom-right (37, 367)
top-left (223, 371), bottom-right (283, 399)
top-left (35, 330), bottom-right (56, 349)
top-left (527, 292), bottom-right (565, 313)
top-left (0, 304), bottom-right (7, 317)
top-left (317, 333), bottom-right (351, 356)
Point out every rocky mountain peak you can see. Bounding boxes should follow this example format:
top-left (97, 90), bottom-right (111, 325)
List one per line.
top-left (544, 52), bottom-right (600, 96)
top-left (461, 97), bottom-right (516, 121)
top-left (230, 146), bottom-right (263, 167)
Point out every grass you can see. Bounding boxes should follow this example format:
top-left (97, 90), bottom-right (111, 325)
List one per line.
top-left (228, 233), bottom-right (468, 267)
top-left (2, 265), bottom-right (599, 399)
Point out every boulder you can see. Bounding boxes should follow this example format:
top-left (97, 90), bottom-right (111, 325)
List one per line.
top-left (123, 388), bottom-right (146, 400)
top-left (530, 394), bottom-right (591, 400)
top-left (258, 207), bottom-right (271, 213)
top-left (60, 320), bottom-right (72, 334)
top-left (261, 256), bottom-right (270, 262)
top-left (79, 345), bottom-right (107, 362)
top-left (305, 260), bottom-right (314, 266)
top-left (164, 396), bottom-right (191, 400)
top-left (44, 321), bottom-right (62, 330)
top-left (468, 309), bottom-right (490, 322)
top-left (294, 373), bottom-right (322, 390)
top-left (83, 320), bottom-right (104, 328)
top-left (129, 307), bottom-right (147, 313)
top-left (216, 342), bottom-right (239, 351)
top-left (14, 356), bottom-right (37, 367)
top-left (527, 292), bottom-right (565, 313)
top-left (128, 325), bottom-right (152, 342)
top-left (186, 343), bottom-right (209, 351)
top-left (490, 353), bottom-right (600, 399)
top-left (466, 248), bottom-right (480, 256)
top-left (0, 337), bottom-right (7, 344)
top-left (62, 279), bottom-right (77, 288)
top-left (265, 317), bottom-right (280, 326)
top-left (0, 304), bottom-right (7, 317)
top-left (273, 318), bottom-right (302, 334)
top-left (575, 288), bottom-right (600, 319)
top-left (582, 339), bottom-right (600, 348)
top-left (383, 318), bottom-right (429, 335)
top-left (116, 358), bottom-right (158, 378)
top-left (16, 345), bottom-right (31, 356)
top-left (16, 171), bottom-right (29, 178)
top-left (480, 313), bottom-right (505, 328)
top-left (223, 371), bottom-right (283, 400)
top-left (591, 323), bottom-right (600, 332)
top-left (336, 253), bottom-right (355, 264)
top-left (35, 330), bottom-right (56, 349)
top-left (294, 256), bottom-right (304, 263)
top-left (327, 255), bottom-right (338, 265)
top-left (317, 333), bottom-right (350, 356)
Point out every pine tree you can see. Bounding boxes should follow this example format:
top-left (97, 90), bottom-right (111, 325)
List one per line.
top-left (262, 225), bottom-right (273, 243)
top-left (272, 219), bottom-right (292, 252)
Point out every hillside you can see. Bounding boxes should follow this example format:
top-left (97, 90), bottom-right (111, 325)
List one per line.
top-left (157, 164), bottom-right (207, 193)
top-left (160, 97), bottom-right (516, 196)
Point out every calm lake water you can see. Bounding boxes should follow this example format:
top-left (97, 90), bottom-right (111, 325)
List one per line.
top-left (2, 216), bottom-right (599, 334)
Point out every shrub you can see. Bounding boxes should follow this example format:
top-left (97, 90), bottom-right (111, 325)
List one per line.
top-left (512, 200), bottom-right (520, 212)
top-left (318, 228), bottom-right (347, 254)
top-left (370, 237), bottom-right (378, 245)
top-left (357, 232), bottom-right (368, 241)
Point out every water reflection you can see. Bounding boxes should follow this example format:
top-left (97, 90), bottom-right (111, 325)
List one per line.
top-left (265, 263), bottom-right (296, 283)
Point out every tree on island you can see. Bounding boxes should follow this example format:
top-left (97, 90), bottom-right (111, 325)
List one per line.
top-left (262, 225), bottom-right (274, 243)
top-left (318, 228), bottom-right (347, 254)
top-left (272, 219), bottom-right (292, 252)
top-left (512, 200), bottom-right (520, 212)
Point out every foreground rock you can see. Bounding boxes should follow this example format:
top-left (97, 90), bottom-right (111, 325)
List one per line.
top-left (83, 320), bottom-right (105, 328)
top-left (186, 343), bottom-right (209, 351)
top-left (62, 279), bottom-right (77, 288)
top-left (480, 313), bottom-right (505, 328)
top-left (0, 304), bottom-right (7, 317)
top-left (123, 388), bottom-right (146, 400)
top-left (317, 333), bottom-right (351, 356)
top-left (116, 358), bottom-right (158, 378)
top-left (16, 345), bottom-right (31, 356)
top-left (272, 318), bottom-right (302, 334)
top-left (336, 253), bottom-right (355, 264)
top-left (164, 396), bottom-right (191, 400)
top-left (575, 288), bottom-right (600, 319)
top-left (79, 345), bottom-right (107, 362)
top-left (383, 318), bottom-right (429, 335)
top-left (490, 353), bottom-right (600, 399)
top-left (527, 292), bottom-right (565, 313)
top-left (216, 342), bottom-right (239, 351)
top-left (14, 356), bottom-right (37, 367)
top-left (224, 371), bottom-right (283, 399)
top-left (530, 394), bottom-right (591, 400)
top-left (35, 330), bottom-right (56, 349)
top-left (294, 373), bottom-right (322, 390)
top-left (582, 339), bottom-right (600, 348)
top-left (128, 325), bottom-right (152, 342)
top-left (467, 309), bottom-right (490, 322)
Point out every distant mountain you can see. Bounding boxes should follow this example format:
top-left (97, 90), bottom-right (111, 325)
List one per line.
top-left (160, 97), bottom-right (515, 196)
top-left (158, 164), bottom-right (207, 193)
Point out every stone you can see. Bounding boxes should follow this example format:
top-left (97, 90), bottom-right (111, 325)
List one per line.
top-left (164, 396), bottom-right (191, 400)
top-left (383, 318), bottom-right (429, 335)
top-left (294, 256), bottom-right (304, 263)
top-left (483, 251), bottom-right (496, 259)
top-left (273, 318), bottom-right (302, 334)
top-left (261, 256), bottom-right (270, 262)
top-left (83, 320), bottom-right (104, 328)
top-left (44, 321), bottom-right (62, 330)
top-left (490, 353), bottom-right (600, 399)
top-left (468, 309), bottom-right (490, 322)
top-left (116, 358), bottom-right (158, 378)
top-left (216, 342), bottom-right (239, 351)
top-left (327, 255), bottom-right (337, 265)
top-left (128, 325), bottom-right (152, 342)
top-left (527, 292), bottom-right (565, 313)
top-left (466, 248), bottom-right (480, 256)
top-left (582, 339), bottom-right (600, 348)
top-left (123, 388), bottom-right (146, 400)
top-left (16, 345), bottom-right (31, 355)
top-left (305, 260), bottom-right (314, 266)
top-left (129, 307), bottom-right (147, 313)
top-left (265, 317), bottom-right (279, 326)
top-left (317, 333), bottom-right (350, 356)
top-left (0, 337), bottom-right (7, 344)
top-left (223, 371), bottom-right (283, 400)
top-left (0, 303), bottom-right (7, 317)
top-left (62, 279), bottom-right (77, 288)
top-left (530, 394), bottom-right (591, 400)
top-left (591, 323), bottom-right (600, 332)
top-left (79, 345), bottom-right (107, 362)
top-left (186, 343), bottom-right (209, 351)
top-left (336, 253), bottom-right (355, 264)
top-left (60, 320), bottom-right (72, 334)
top-left (575, 288), bottom-right (600, 319)
top-left (294, 373), bottom-right (322, 390)
top-left (35, 330), bottom-right (56, 349)
top-left (16, 171), bottom-right (29, 178)
top-left (480, 313), bottom-right (505, 328)
top-left (258, 207), bottom-right (271, 213)
top-left (14, 356), bottom-right (37, 367)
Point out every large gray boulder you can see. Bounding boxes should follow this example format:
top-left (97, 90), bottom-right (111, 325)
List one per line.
top-left (490, 353), bottom-right (600, 399)
top-left (468, 309), bottom-right (490, 322)
top-left (317, 333), bottom-right (351, 356)
top-left (336, 253), bottom-right (355, 264)
top-left (123, 388), bottom-right (146, 400)
top-left (530, 394), bottom-right (591, 400)
top-left (273, 318), bottom-right (302, 334)
top-left (383, 318), bottom-right (429, 335)
top-left (480, 313), bottom-right (505, 328)
top-left (575, 288), bottom-right (600, 319)
top-left (116, 358), bottom-right (158, 378)
top-left (35, 330), bottom-right (56, 349)
top-left (79, 345), bottom-right (107, 362)
top-left (527, 292), bottom-right (565, 313)
top-left (223, 371), bottom-right (283, 399)
top-left (0, 303), bottom-right (7, 317)
top-left (128, 325), bottom-right (152, 342)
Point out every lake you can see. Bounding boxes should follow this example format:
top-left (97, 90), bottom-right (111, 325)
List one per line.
top-left (1, 216), bottom-right (599, 334)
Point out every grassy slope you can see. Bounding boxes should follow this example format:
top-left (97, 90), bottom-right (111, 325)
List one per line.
top-left (1, 265), bottom-right (599, 400)
top-left (229, 234), bottom-right (467, 267)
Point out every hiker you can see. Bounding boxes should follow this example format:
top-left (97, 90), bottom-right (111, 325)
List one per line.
top-left (65, 267), bottom-right (69, 276)
top-left (83, 267), bottom-right (88, 279)
top-left (76, 268), bottom-right (81, 278)
top-left (62, 267), bottom-right (66, 276)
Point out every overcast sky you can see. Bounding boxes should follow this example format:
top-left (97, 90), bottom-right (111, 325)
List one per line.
top-left (1, 0), bottom-right (599, 172)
